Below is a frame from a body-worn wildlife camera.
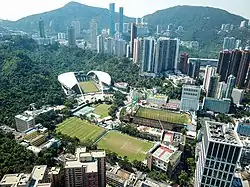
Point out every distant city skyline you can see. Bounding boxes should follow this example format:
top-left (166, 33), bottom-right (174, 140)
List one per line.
top-left (0, 0), bottom-right (249, 21)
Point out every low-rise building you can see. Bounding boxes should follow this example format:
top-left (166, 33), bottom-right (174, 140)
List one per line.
top-left (161, 130), bottom-right (186, 151)
top-left (147, 143), bottom-right (182, 177)
top-left (202, 97), bottom-right (231, 114)
top-left (146, 94), bottom-right (168, 107)
top-left (180, 85), bottom-right (201, 112)
top-left (0, 165), bottom-right (51, 187)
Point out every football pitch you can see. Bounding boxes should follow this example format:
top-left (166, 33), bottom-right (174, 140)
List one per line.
top-left (56, 117), bottom-right (105, 142)
top-left (98, 131), bottom-right (153, 161)
top-left (79, 81), bottom-right (99, 93)
top-left (93, 104), bottom-right (111, 118)
top-left (136, 107), bottom-right (190, 124)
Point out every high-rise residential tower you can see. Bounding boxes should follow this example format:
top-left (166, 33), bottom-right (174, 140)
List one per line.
top-left (203, 66), bottom-right (216, 93)
top-left (130, 23), bottom-right (137, 58)
top-left (178, 53), bottom-right (189, 74)
top-left (39, 19), bottom-right (45, 38)
top-left (119, 7), bottom-right (124, 34)
top-left (71, 21), bottom-right (81, 37)
top-left (217, 50), bottom-right (231, 81)
top-left (67, 26), bottom-right (76, 47)
top-left (236, 50), bottom-right (250, 88)
top-left (207, 74), bottom-right (220, 98)
top-left (187, 58), bottom-right (201, 79)
top-left (109, 3), bottom-right (115, 36)
top-left (97, 35), bottom-right (105, 54)
top-left (154, 37), bottom-right (179, 74)
top-left (195, 121), bottom-right (242, 187)
top-left (140, 37), bottom-right (155, 73)
top-left (90, 19), bottom-right (98, 50)
top-left (225, 75), bottom-right (236, 98)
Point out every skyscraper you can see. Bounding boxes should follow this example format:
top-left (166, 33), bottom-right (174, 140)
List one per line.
top-left (106, 37), bottom-right (114, 55)
top-left (217, 82), bottom-right (227, 99)
top-left (207, 74), bottom-right (220, 98)
top-left (119, 7), bottom-right (124, 34)
top-left (187, 58), bottom-right (201, 79)
top-left (67, 26), bottom-right (76, 47)
top-left (178, 53), bottom-right (189, 74)
top-left (123, 23), bottom-right (129, 33)
top-left (195, 121), bottom-right (242, 187)
top-left (203, 66), bottom-right (216, 93)
top-left (71, 21), bottom-right (81, 38)
top-left (39, 19), bottom-right (45, 38)
top-left (217, 50), bottom-right (231, 81)
top-left (90, 19), bottom-right (98, 50)
top-left (141, 37), bottom-right (155, 73)
top-left (133, 38), bottom-right (144, 64)
top-left (156, 25), bottom-right (162, 34)
top-left (97, 35), bottom-right (105, 54)
top-left (225, 75), bottom-right (236, 98)
top-left (154, 37), bottom-right (179, 74)
top-left (114, 39), bottom-right (126, 57)
top-left (227, 50), bottom-right (242, 78)
top-left (109, 3), bottom-right (115, 36)
top-left (236, 50), bottom-right (250, 88)
top-left (130, 23), bottom-right (137, 58)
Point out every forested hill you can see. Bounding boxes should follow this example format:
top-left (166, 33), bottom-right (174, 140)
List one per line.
top-left (144, 5), bottom-right (246, 42)
top-left (0, 2), bottom-right (135, 32)
top-left (0, 38), bottom-right (144, 127)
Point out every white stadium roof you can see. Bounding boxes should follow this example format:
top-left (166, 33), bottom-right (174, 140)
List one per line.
top-left (58, 72), bottom-right (78, 89)
top-left (58, 71), bottom-right (111, 90)
top-left (87, 71), bottom-right (111, 86)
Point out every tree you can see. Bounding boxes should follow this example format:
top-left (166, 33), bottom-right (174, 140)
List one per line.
top-left (178, 170), bottom-right (188, 186)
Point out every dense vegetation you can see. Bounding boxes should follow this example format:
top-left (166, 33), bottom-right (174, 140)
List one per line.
top-left (0, 130), bottom-right (37, 179)
top-left (0, 37), bottom-right (169, 127)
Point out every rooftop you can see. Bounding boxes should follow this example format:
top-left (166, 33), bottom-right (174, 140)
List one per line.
top-left (35, 183), bottom-right (51, 187)
top-left (152, 145), bottom-right (174, 162)
top-left (162, 130), bottom-right (185, 147)
top-left (31, 165), bottom-right (47, 182)
top-left (206, 121), bottom-right (242, 146)
top-left (0, 173), bottom-right (31, 186)
top-left (65, 160), bottom-right (98, 173)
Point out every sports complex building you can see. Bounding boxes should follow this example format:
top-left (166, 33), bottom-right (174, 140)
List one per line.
top-left (58, 71), bottom-right (112, 96)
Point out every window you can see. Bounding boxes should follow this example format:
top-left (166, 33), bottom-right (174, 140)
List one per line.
top-left (211, 178), bottom-right (216, 185)
top-left (203, 168), bottom-right (208, 175)
top-left (215, 162), bottom-right (219, 169)
top-left (223, 172), bottom-right (227, 180)
top-left (220, 163), bottom-right (225, 170)
top-left (216, 179), bottom-right (220, 187)
top-left (222, 145), bottom-right (229, 161)
top-left (208, 169), bottom-right (212, 177)
top-left (225, 164), bottom-right (230, 171)
top-left (227, 146), bottom-right (235, 163)
top-left (207, 143), bottom-right (214, 158)
top-left (212, 143), bottom-right (219, 158)
top-left (217, 144), bottom-right (224, 160)
top-left (232, 147), bottom-right (241, 164)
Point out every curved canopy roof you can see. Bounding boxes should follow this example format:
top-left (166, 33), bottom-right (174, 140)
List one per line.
top-left (58, 72), bottom-right (78, 89)
top-left (87, 71), bottom-right (111, 86)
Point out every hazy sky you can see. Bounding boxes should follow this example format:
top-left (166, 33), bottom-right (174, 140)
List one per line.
top-left (0, 0), bottom-right (249, 21)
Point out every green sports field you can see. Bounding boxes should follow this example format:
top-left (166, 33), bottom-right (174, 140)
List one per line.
top-left (79, 81), bottom-right (99, 93)
top-left (56, 117), bottom-right (105, 142)
top-left (98, 131), bottom-right (153, 161)
top-left (136, 107), bottom-right (190, 124)
top-left (93, 104), bottom-right (111, 118)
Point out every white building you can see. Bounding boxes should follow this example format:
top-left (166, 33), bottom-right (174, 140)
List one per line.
top-left (114, 39), bottom-right (126, 57)
top-left (90, 19), bottom-right (98, 50)
top-left (232, 88), bottom-right (245, 105)
top-left (203, 66), bottom-right (216, 93)
top-left (71, 21), bottom-right (81, 37)
top-left (123, 23), bottom-right (130, 33)
top-left (240, 20), bottom-right (247, 28)
top-left (216, 82), bottom-right (227, 99)
top-left (97, 35), bottom-right (105, 54)
top-left (15, 114), bottom-right (35, 132)
top-left (57, 32), bottom-right (66, 40)
top-left (195, 121), bottom-right (243, 187)
top-left (180, 85), bottom-right (201, 112)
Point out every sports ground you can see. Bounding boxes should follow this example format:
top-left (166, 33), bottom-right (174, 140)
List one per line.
top-left (79, 81), bottom-right (99, 93)
top-left (93, 104), bottom-right (111, 118)
top-left (135, 107), bottom-right (190, 124)
top-left (98, 131), bottom-right (153, 161)
top-left (56, 117), bottom-right (105, 142)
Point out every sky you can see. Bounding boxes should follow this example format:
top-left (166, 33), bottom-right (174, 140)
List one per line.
top-left (0, 0), bottom-right (249, 21)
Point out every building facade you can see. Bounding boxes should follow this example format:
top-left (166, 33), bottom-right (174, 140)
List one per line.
top-left (64, 147), bottom-right (106, 187)
top-left (109, 3), bottom-right (115, 36)
top-left (71, 21), bottom-right (80, 38)
top-left (97, 35), bottom-right (105, 54)
top-left (207, 75), bottom-right (220, 98)
top-left (187, 58), bottom-right (201, 79)
top-left (39, 19), bottom-right (45, 38)
top-left (202, 97), bottom-right (231, 114)
top-left (195, 121), bottom-right (243, 187)
top-left (90, 19), bottom-right (98, 50)
top-left (67, 26), bottom-right (76, 48)
top-left (180, 85), bottom-right (201, 111)
top-left (225, 75), bottom-right (236, 98)
top-left (119, 7), bottom-right (124, 34)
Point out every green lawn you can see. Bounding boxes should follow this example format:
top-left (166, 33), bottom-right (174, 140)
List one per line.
top-left (56, 117), bottom-right (105, 142)
top-left (79, 81), bottom-right (99, 93)
top-left (98, 131), bottom-right (153, 161)
top-left (93, 104), bottom-right (111, 118)
top-left (136, 107), bottom-right (190, 124)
